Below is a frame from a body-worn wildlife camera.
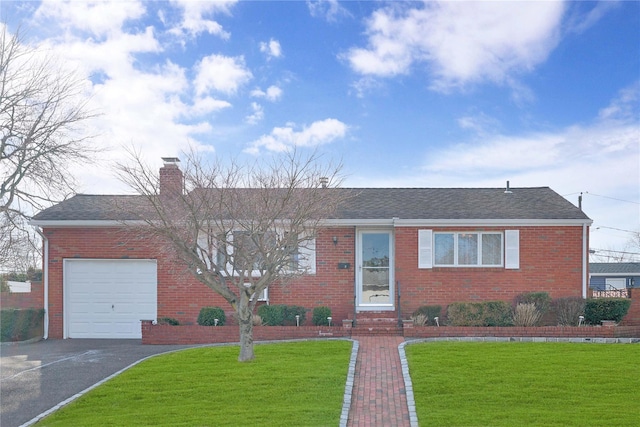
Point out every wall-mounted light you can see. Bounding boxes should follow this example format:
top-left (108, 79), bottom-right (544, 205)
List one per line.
top-left (332, 236), bottom-right (338, 245)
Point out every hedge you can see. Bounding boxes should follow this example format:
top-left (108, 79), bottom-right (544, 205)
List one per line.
top-left (1, 308), bottom-right (45, 342)
top-left (447, 301), bottom-right (513, 326)
top-left (584, 298), bottom-right (631, 325)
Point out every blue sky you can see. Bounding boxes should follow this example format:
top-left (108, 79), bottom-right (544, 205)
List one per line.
top-left (4, 0), bottom-right (639, 258)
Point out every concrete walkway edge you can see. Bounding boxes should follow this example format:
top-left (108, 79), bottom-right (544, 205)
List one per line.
top-left (397, 341), bottom-right (419, 427)
top-left (340, 340), bottom-right (359, 427)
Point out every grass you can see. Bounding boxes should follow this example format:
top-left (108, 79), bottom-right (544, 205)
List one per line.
top-left (36, 340), bottom-right (352, 426)
top-left (405, 342), bottom-right (640, 427)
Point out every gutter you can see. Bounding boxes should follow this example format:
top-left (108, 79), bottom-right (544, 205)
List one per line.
top-left (33, 227), bottom-right (49, 340)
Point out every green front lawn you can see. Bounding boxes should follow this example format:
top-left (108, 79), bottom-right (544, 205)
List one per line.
top-left (37, 340), bottom-right (352, 426)
top-left (406, 342), bottom-right (640, 427)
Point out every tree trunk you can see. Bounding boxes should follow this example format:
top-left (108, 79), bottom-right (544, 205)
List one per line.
top-left (237, 296), bottom-right (255, 362)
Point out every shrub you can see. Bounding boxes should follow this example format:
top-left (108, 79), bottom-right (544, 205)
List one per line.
top-left (258, 305), bottom-right (307, 326)
top-left (0, 308), bottom-right (45, 342)
top-left (258, 304), bottom-right (285, 326)
top-left (312, 306), bottom-right (332, 326)
top-left (411, 313), bottom-right (428, 326)
top-left (513, 303), bottom-right (542, 327)
top-left (1, 279), bottom-right (10, 293)
top-left (412, 305), bottom-right (442, 326)
top-left (282, 305), bottom-right (306, 326)
top-left (197, 307), bottom-right (226, 326)
top-left (514, 292), bottom-right (551, 315)
top-left (584, 298), bottom-right (631, 325)
top-left (447, 301), bottom-right (513, 327)
top-left (157, 317), bottom-right (180, 326)
top-left (553, 297), bottom-right (586, 326)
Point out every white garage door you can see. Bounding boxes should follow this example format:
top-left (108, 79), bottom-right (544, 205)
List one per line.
top-left (65, 259), bottom-right (157, 339)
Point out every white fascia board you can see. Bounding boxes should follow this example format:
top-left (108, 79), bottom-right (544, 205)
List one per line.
top-left (322, 218), bottom-right (592, 227)
top-left (28, 220), bottom-right (147, 228)
top-left (589, 272), bottom-right (640, 277)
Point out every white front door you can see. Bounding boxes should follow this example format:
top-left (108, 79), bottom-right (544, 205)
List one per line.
top-left (356, 230), bottom-right (394, 310)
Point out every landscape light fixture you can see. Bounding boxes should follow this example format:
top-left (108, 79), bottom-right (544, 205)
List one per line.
top-left (434, 316), bottom-right (440, 327)
top-left (327, 316), bottom-right (332, 326)
top-left (295, 314), bottom-right (300, 327)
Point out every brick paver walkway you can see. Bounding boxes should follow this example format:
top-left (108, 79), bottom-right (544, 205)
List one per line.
top-left (347, 336), bottom-right (411, 426)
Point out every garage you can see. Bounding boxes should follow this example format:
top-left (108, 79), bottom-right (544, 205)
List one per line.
top-left (64, 259), bottom-right (157, 339)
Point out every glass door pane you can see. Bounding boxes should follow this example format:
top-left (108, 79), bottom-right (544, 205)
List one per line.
top-left (360, 232), bottom-right (391, 305)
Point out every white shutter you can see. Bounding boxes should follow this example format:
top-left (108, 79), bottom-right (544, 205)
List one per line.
top-left (418, 229), bottom-right (433, 269)
top-left (505, 230), bottom-right (520, 269)
top-left (299, 236), bottom-right (316, 274)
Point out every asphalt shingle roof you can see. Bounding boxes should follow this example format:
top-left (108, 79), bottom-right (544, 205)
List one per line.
top-left (589, 263), bottom-right (640, 274)
top-left (31, 186), bottom-right (590, 223)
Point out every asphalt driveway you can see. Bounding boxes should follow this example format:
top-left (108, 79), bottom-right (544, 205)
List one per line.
top-left (1, 339), bottom-right (197, 427)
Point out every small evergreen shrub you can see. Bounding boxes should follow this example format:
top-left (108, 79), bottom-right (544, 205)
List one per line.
top-left (258, 305), bottom-right (307, 326)
top-left (197, 307), bottom-right (226, 326)
top-left (553, 297), bottom-right (586, 326)
top-left (447, 301), bottom-right (513, 326)
top-left (412, 305), bottom-right (442, 326)
top-left (312, 306), bottom-right (332, 326)
top-left (258, 304), bottom-right (285, 326)
top-left (0, 308), bottom-right (45, 341)
top-left (513, 303), bottom-right (542, 327)
top-left (283, 305), bottom-right (306, 326)
top-left (584, 298), bottom-right (631, 325)
top-left (157, 317), bottom-right (180, 325)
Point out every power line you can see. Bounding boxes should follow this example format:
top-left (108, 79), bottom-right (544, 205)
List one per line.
top-left (590, 248), bottom-right (640, 256)
top-left (583, 192), bottom-right (640, 205)
top-left (592, 226), bottom-right (639, 234)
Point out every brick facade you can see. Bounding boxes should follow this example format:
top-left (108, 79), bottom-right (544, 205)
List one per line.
top-left (42, 223), bottom-right (588, 339)
top-left (0, 281), bottom-right (44, 309)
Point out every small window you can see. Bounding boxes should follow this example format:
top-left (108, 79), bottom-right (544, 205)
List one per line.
top-left (433, 232), bottom-right (503, 267)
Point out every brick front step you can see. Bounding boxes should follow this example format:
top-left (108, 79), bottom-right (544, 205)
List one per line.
top-left (353, 318), bottom-right (404, 336)
top-left (352, 327), bottom-right (404, 336)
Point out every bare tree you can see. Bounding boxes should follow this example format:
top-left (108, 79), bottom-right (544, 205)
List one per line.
top-left (0, 25), bottom-right (95, 267)
top-left (116, 149), bottom-right (347, 361)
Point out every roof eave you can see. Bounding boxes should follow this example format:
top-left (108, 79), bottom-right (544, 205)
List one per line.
top-left (322, 218), bottom-right (593, 227)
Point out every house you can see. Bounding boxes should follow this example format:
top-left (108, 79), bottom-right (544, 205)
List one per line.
top-left (589, 262), bottom-right (640, 293)
top-left (30, 162), bottom-right (592, 339)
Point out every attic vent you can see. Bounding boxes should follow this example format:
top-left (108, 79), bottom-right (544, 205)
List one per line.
top-left (504, 180), bottom-right (512, 194)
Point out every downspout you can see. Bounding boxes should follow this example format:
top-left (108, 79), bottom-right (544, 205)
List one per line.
top-left (34, 227), bottom-right (49, 339)
top-left (582, 223), bottom-right (588, 299)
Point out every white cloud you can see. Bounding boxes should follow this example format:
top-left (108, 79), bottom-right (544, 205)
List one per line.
top-left (250, 85), bottom-right (283, 102)
top-left (345, 1), bottom-right (565, 91)
top-left (245, 102), bottom-right (265, 125)
top-left (190, 96), bottom-right (232, 116)
top-left (259, 38), bottom-right (282, 59)
top-left (245, 118), bottom-right (349, 154)
top-left (168, 0), bottom-right (236, 39)
top-left (307, 0), bottom-right (351, 22)
top-left (194, 54), bottom-right (252, 96)
top-left (34, 0), bottom-right (146, 38)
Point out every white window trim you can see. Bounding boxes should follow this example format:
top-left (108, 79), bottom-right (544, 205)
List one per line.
top-left (199, 229), bottom-right (316, 277)
top-left (433, 232), bottom-right (503, 267)
top-left (419, 229), bottom-right (519, 269)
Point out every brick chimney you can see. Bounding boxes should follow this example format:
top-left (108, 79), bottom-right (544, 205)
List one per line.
top-left (159, 157), bottom-right (183, 196)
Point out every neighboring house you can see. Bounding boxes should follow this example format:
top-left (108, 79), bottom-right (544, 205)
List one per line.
top-left (30, 162), bottom-right (592, 339)
top-left (589, 263), bottom-right (640, 291)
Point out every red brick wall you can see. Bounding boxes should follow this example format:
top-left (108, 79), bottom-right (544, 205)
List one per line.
top-left (0, 281), bottom-right (44, 309)
top-left (394, 226), bottom-right (586, 319)
top-left (43, 224), bottom-right (587, 338)
top-left (43, 227), bottom-right (359, 338)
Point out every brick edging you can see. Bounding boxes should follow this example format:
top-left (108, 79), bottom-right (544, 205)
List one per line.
top-left (142, 321), bottom-right (640, 345)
